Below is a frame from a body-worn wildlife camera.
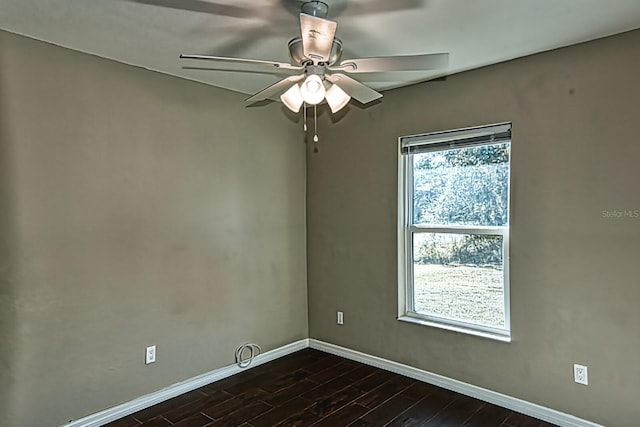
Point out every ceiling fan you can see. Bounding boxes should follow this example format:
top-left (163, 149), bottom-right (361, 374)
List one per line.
top-left (179, 1), bottom-right (448, 139)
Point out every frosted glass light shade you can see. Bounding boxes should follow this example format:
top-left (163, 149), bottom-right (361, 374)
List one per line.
top-left (325, 83), bottom-right (351, 113)
top-left (300, 74), bottom-right (326, 105)
top-left (280, 84), bottom-right (304, 112)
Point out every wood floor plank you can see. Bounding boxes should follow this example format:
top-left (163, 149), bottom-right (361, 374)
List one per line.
top-left (423, 395), bottom-right (483, 426)
top-left (504, 411), bottom-right (552, 427)
top-left (130, 390), bottom-right (207, 422)
top-left (207, 401), bottom-right (272, 427)
top-left (400, 381), bottom-right (439, 402)
top-left (259, 368), bottom-right (313, 393)
top-left (346, 419), bottom-right (375, 427)
top-left (104, 416), bottom-right (141, 427)
top-left (343, 364), bottom-right (378, 382)
top-left (196, 371), bottom-right (256, 396)
top-left (356, 374), bottom-right (414, 409)
top-left (310, 403), bottom-right (370, 427)
top-left (138, 417), bottom-right (171, 426)
top-left (385, 388), bottom-right (459, 426)
top-left (303, 353), bottom-right (346, 374)
top-left (301, 376), bottom-right (353, 401)
top-left (360, 394), bottom-right (416, 425)
top-left (462, 402), bottom-right (512, 426)
top-left (162, 391), bottom-right (234, 423)
top-left (351, 370), bottom-right (393, 392)
top-left (307, 360), bottom-right (359, 384)
top-left (273, 409), bottom-right (323, 427)
top-left (247, 397), bottom-right (314, 427)
top-left (307, 385), bottom-right (365, 418)
top-left (201, 387), bottom-right (268, 420)
top-left (262, 379), bottom-right (318, 406)
top-left (171, 413), bottom-right (214, 427)
top-left (221, 374), bottom-right (271, 397)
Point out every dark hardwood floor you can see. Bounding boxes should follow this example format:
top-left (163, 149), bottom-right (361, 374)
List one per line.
top-left (105, 349), bottom-right (557, 427)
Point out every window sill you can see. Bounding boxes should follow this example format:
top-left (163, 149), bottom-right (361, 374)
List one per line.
top-left (397, 315), bottom-right (511, 343)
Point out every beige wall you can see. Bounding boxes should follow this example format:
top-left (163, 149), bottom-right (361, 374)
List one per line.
top-left (307, 29), bottom-right (640, 426)
top-left (0, 31), bottom-right (307, 427)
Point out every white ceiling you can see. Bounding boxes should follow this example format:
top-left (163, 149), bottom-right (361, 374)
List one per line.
top-left (2, 0), bottom-right (640, 99)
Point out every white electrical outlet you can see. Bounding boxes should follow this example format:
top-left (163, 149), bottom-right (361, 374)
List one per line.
top-left (145, 345), bottom-right (156, 365)
top-left (337, 311), bottom-right (344, 325)
top-left (573, 363), bottom-right (588, 385)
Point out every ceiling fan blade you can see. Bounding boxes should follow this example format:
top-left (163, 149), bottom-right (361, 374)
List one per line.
top-left (245, 75), bottom-right (305, 106)
top-left (126, 0), bottom-right (252, 18)
top-left (333, 0), bottom-right (426, 17)
top-left (332, 53), bottom-right (449, 73)
top-left (325, 74), bottom-right (382, 105)
top-left (300, 13), bottom-right (337, 63)
top-left (179, 54), bottom-right (303, 72)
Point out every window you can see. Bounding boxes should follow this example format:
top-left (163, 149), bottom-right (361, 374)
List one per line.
top-left (398, 123), bottom-right (511, 340)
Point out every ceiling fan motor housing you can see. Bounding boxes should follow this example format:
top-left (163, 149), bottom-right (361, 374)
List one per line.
top-left (300, 1), bottom-right (329, 18)
top-left (288, 37), bottom-right (343, 66)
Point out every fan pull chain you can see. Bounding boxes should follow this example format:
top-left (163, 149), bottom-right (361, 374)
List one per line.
top-left (313, 104), bottom-right (319, 143)
top-left (303, 103), bottom-right (307, 132)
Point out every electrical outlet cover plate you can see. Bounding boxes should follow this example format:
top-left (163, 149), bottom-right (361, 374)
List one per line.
top-left (146, 345), bottom-right (156, 365)
top-left (573, 363), bottom-right (588, 385)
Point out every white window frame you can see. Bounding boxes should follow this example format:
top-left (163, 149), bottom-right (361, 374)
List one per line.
top-left (397, 123), bottom-right (512, 341)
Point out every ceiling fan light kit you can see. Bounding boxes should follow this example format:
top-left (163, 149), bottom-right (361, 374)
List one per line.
top-left (179, 1), bottom-right (449, 141)
top-left (280, 84), bottom-right (304, 113)
top-left (299, 74), bottom-right (326, 105)
top-left (325, 83), bottom-right (351, 113)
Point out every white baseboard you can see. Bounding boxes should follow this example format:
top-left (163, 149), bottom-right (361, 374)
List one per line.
top-left (309, 339), bottom-right (602, 427)
top-left (61, 339), bottom-right (309, 427)
top-left (63, 338), bottom-right (601, 427)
